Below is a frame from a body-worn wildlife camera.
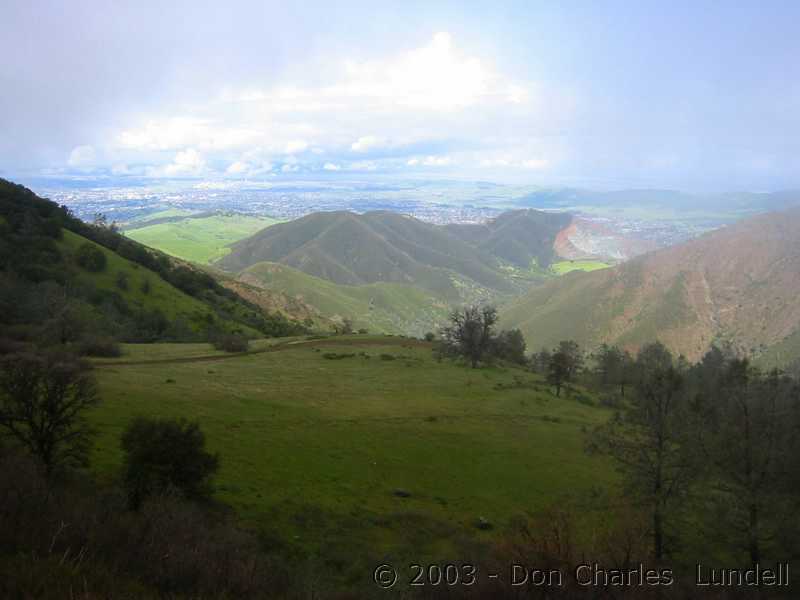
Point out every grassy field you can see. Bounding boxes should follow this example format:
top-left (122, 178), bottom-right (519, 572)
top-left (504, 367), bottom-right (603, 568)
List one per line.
top-left (125, 214), bottom-right (280, 264)
top-left (550, 259), bottom-right (611, 275)
top-left (89, 336), bottom-right (615, 575)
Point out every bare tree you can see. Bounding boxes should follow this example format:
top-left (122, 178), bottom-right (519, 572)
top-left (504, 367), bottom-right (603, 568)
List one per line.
top-left (0, 351), bottom-right (100, 475)
top-left (440, 305), bottom-right (498, 368)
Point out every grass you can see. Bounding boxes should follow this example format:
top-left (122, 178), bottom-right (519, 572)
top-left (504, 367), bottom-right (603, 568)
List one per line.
top-left (241, 262), bottom-right (452, 335)
top-left (125, 214), bottom-right (280, 264)
top-left (59, 229), bottom-right (260, 335)
top-left (88, 336), bottom-right (615, 569)
top-left (550, 259), bottom-right (611, 275)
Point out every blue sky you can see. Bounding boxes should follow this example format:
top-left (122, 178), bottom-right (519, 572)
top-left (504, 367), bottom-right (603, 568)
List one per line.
top-left (1, 0), bottom-right (799, 191)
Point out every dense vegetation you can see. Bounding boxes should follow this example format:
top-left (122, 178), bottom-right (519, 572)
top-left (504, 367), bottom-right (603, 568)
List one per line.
top-left (0, 179), bottom-right (307, 352)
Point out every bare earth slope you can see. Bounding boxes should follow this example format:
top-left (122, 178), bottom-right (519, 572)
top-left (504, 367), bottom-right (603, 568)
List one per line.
top-left (501, 208), bottom-right (800, 364)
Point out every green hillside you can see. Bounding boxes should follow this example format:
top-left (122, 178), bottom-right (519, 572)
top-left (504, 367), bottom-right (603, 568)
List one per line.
top-left (239, 261), bottom-right (451, 335)
top-left (125, 213), bottom-right (280, 264)
top-left (0, 178), bottom-right (307, 345)
top-left (58, 229), bottom-right (253, 332)
top-left (218, 210), bottom-right (538, 301)
top-left (89, 336), bottom-right (615, 572)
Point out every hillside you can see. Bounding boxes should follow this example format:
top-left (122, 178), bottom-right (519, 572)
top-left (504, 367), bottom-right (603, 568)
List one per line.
top-left (0, 178), bottom-right (306, 345)
top-left (237, 262), bottom-right (450, 334)
top-left (445, 208), bottom-right (571, 268)
top-left (218, 210), bottom-right (523, 300)
top-left (501, 207), bottom-right (800, 364)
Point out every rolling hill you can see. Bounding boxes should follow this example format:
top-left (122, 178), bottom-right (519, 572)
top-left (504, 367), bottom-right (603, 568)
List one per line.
top-left (444, 208), bottom-right (571, 268)
top-left (237, 261), bottom-right (450, 335)
top-left (217, 209), bottom-right (579, 304)
top-left (501, 207), bottom-right (800, 365)
top-left (218, 210), bottom-right (520, 300)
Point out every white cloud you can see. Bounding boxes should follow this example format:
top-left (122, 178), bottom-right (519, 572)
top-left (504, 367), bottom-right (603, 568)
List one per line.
top-left (323, 162), bottom-right (341, 171)
top-left (351, 135), bottom-right (385, 152)
top-left (226, 161), bottom-right (250, 175)
top-left (67, 145), bottom-right (96, 167)
top-left (281, 163), bottom-right (299, 172)
top-left (100, 32), bottom-right (560, 178)
top-left (521, 158), bottom-right (550, 170)
top-left (151, 148), bottom-right (206, 177)
top-left (284, 140), bottom-right (309, 154)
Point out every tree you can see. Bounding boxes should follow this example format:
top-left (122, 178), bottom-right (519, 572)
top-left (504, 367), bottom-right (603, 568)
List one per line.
top-left (440, 305), bottom-right (498, 368)
top-left (121, 417), bottom-right (219, 509)
top-left (492, 328), bottom-right (527, 365)
top-left (0, 351), bottom-right (100, 475)
top-left (588, 342), bottom-right (694, 561)
top-left (546, 341), bottom-right (583, 396)
top-left (530, 347), bottom-right (551, 374)
top-left (74, 242), bottom-right (107, 272)
top-left (594, 344), bottom-right (634, 397)
top-left (693, 359), bottom-right (799, 563)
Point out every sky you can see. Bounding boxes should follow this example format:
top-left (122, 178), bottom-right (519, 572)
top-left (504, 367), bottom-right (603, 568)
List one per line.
top-left (1, 0), bottom-right (799, 191)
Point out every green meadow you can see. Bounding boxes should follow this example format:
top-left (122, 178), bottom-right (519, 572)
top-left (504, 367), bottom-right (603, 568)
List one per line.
top-left (550, 259), bottom-right (611, 275)
top-left (125, 213), bottom-right (280, 264)
top-left (89, 336), bottom-right (615, 570)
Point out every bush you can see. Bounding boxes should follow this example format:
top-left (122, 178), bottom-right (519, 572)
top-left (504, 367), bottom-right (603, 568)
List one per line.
top-left (322, 352), bottom-right (355, 360)
top-left (424, 332), bottom-right (436, 342)
top-left (379, 353), bottom-right (396, 361)
top-left (78, 334), bottom-right (122, 357)
top-left (211, 333), bottom-right (250, 353)
top-left (115, 271), bottom-right (129, 291)
top-left (75, 242), bottom-right (106, 272)
top-left (121, 417), bottom-right (219, 509)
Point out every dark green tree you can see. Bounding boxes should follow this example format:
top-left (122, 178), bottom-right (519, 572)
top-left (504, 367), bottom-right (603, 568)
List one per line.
top-left (121, 417), bottom-right (219, 509)
top-left (441, 305), bottom-right (498, 368)
top-left (547, 340), bottom-right (583, 396)
top-left (0, 351), bottom-right (100, 475)
top-left (74, 242), bottom-right (107, 272)
top-left (588, 342), bottom-right (694, 561)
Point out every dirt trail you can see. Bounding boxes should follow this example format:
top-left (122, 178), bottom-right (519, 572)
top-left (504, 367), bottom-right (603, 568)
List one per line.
top-left (93, 337), bottom-right (431, 367)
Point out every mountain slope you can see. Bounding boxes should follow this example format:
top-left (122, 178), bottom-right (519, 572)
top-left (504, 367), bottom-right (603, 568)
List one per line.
top-left (0, 178), bottom-right (306, 344)
top-left (501, 207), bottom-right (800, 364)
top-left (217, 209), bottom-right (579, 303)
top-left (237, 262), bottom-right (450, 335)
top-left (218, 210), bottom-right (520, 300)
top-left (445, 209), bottom-right (571, 268)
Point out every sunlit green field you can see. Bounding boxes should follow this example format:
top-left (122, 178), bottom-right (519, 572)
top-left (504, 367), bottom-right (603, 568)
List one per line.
top-left (125, 214), bottom-right (280, 264)
top-left (551, 259), bottom-right (611, 275)
top-left (89, 336), bottom-right (615, 573)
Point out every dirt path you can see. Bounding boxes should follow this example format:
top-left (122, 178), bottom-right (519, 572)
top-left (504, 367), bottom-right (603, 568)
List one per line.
top-left (93, 337), bottom-right (431, 368)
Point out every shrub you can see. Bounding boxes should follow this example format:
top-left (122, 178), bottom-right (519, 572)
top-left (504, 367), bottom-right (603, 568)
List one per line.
top-left (322, 352), bottom-right (355, 360)
top-left (75, 242), bottom-right (106, 272)
top-left (211, 333), bottom-right (250, 353)
top-left (121, 417), bottom-right (219, 509)
top-left (424, 332), bottom-right (436, 342)
top-left (115, 271), bottom-right (129, 291)
top-left (379, 353), bottom-right (396, 361)
top-left (78, 334), bottom-right (122, 357)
